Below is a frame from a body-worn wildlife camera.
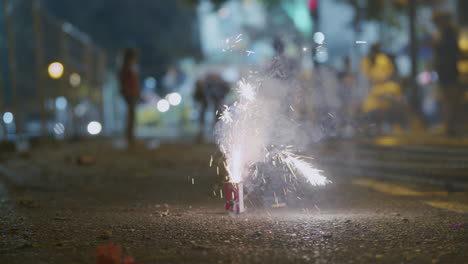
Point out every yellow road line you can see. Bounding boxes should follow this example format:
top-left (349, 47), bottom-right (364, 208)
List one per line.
top-left (352, 178), bottom-right (468, 214)
top-left (352, 178), bottom-right (448, 197)
top-left (374, 136), bottom-right (468, 147)
top-left (424, 201), bottom-right (468, 214)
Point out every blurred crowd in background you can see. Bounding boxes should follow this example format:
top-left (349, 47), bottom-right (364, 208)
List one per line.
top-left (0, 0), bottom-right (467, 145)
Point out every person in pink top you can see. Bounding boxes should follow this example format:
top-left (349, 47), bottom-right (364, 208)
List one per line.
top-left (119, 47), bottom-right (140, 146)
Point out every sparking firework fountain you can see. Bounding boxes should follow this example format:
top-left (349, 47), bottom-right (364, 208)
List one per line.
top-left (216, 39), bottom-right (331, 214)
top-left (216, 77), bottom-right (331, 214)
top-left (217, 80), bottom-right (257, 214)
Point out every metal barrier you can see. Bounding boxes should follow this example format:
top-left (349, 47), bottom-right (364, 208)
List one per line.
top-left (0, 0), bottom-right (107, 140)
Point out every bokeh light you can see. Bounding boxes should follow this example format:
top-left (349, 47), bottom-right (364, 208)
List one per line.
top-left (69, 73), bottom-right (81, 87)
top-left (74, 103), bottom-right (88, 117)
top-left (157, 99), bottom-right (170, 112)
top-left (55, 96), bottom-right (68, 110)
top-left (2, 112), bottom-right (13, 124)
top-left (313, 32), bottom-right (325, 45)
top-left (87, 121), bottom-right (102, 135)
top-left (144, 77), bottom-right (157, 89)
top-left (166, 93), bottom-right (182, 106)
top-left (53, 123), bottom-right (65, 135)
top-left (418, 71), bottom-right (432, 85)
top-left (48, 62), bottom-right (64, 79)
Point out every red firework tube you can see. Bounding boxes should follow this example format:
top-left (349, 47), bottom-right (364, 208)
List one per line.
top-left (223, 182), bottom-right (244, 214)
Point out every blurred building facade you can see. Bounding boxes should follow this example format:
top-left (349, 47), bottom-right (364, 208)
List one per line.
top-left (0, 0), bottom-right (107, 140)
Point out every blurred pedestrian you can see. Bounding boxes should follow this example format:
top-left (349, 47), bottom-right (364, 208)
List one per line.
top-left (432, 11), bottom-right (461, 136)
top-left (118, 47), bottom-right (140, 147)
top-left (193, 73), bottom-right (230, 141)
top-left (205, 73), bottom-right (230, 119)
top-left (335, 56), bottom-right (359, 137)
top-left (266, 37), bottom-right (298, 81)
top-left (194, 77), bottom-right (207, 131)
top-left (264, 37), bottom-right (301, 110)
top-left (338, 56), bottom-right (355, 115)
top-left (360, 44), bottom-right (406, 135)
top-left (163, 65), bottom-right (186, 93)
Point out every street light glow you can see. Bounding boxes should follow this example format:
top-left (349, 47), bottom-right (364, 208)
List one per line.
top-left (157, 99), bottom-right (170, 112)
top-left (87, 121), bottom-right (102, 135)
top-left (55, 96), bottom-right (68, 110)
top-left (167, 92), bottom-right (182, 106)
top-left (144, 77), bottom-right (157, 89)
top-left (313, 32), bottom-right (325, 45)
top-left (53, 123), bottom-right (65, 135)
top-left (70, 73), bottom-right (81, 87)
top-left (48, 62), bottom-right (64, 79)
top-left (2, 112), bottom-right (13, 124)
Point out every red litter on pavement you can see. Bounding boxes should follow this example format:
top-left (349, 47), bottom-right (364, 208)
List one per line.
top-left (96, 242), bottom-right (139, 264)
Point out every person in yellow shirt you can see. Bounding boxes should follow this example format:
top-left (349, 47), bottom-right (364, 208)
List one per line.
top-left (360, 44), bottom-right (406, 134)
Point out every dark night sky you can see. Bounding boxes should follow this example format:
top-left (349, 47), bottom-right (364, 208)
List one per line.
top-left (42, 0), bottom-right (201, 77)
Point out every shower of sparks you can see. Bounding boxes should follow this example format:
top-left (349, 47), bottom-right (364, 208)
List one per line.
top-left (218, 79), bottom-right (261, 184)
top-left (219, 105), bottom-right (233, 124)
top-left (226, 148), bottom-right (244, 183)
top-left (222, 34), bottom-right (244, 52)
top-left (279, 151), bottom-right (330, 186)
top-left (217, 79), bottom-right (331, 189)
top-left (237, 79), bottom-right (256, 102)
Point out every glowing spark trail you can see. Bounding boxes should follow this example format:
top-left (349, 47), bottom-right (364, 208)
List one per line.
top-left (246, 50), bottom-right (255, 56)
top-left (219, 105), bottom-right (233, 124)
top-left (279, 151), bottom-right (331, 186)
top-left (237, 79), bottom-right (256, 102)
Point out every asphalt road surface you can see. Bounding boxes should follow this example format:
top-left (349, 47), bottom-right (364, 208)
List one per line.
top-left (0, 140), bottom-right (467, 263)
